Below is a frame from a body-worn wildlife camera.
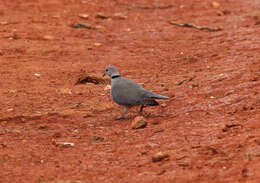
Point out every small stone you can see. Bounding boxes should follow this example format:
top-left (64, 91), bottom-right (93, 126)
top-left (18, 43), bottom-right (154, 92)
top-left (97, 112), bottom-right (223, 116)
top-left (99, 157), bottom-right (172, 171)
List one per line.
top-left (56, 142), bottom-right (74, 147)
top-left (104, 85), bottom-right (111, 90)
top-left (59, 88), bottom-right (72, 94)
top-left (78, 13), bottom-right (89, 19)
top-left (161, 103), bottom-right (167, 108)
top-left (95, 25), bottom-right (105, 30)
top-left (212, 1), bottom-right (220, 8)
top-left (34, 73), bottom-right (41, 77)
top-left (131, 116), bottom-right (147, 129)
top-left (0, 21), bottom-right (8, 25)
top-left (152, 152), bottom-right (170, 162)
top-left (113, 13), bottom-right (127, 20)
top-left (0, 121), bottom-right (7, 126)
top-left (8, 90), bottom-right (16, 94)
top-left (43, 35), bottom-right (55, 40)
top-left (96, 13), bottom-right (109, 19)
top-left (189, 84), bottom-right (198, 88)
top-left (94, 42), bottom-right (102, 46)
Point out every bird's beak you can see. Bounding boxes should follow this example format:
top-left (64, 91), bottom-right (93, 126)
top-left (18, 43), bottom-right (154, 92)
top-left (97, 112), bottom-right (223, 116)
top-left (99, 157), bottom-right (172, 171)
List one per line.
top-left (103, 72), bottom-right (106, 77)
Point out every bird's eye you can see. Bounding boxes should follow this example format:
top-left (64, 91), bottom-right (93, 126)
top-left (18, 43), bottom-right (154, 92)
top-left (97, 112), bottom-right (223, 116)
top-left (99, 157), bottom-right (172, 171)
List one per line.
top-left (105, 69), bottom-right (108, 72)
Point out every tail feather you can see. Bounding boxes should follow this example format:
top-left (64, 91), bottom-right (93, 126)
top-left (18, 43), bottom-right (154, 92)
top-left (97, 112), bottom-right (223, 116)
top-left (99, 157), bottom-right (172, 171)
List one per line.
top-left (151, 94), bottom-right (170, 99)
top-left (144, 90), bottom-right (170, 100)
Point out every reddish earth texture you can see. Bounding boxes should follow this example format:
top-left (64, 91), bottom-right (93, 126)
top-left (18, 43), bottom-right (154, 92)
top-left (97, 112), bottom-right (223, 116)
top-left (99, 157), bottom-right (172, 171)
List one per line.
top-left (0, 0), bottom-right (260, 182)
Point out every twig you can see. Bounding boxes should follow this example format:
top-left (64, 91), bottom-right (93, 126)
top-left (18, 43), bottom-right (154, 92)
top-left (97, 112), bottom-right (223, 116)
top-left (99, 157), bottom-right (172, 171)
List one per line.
top-left (222, 124), bottom-right (242, 132)
top-left (72, 23), bottom-right (94, 29)
top-left (169, 21), bottom-right (222, 32)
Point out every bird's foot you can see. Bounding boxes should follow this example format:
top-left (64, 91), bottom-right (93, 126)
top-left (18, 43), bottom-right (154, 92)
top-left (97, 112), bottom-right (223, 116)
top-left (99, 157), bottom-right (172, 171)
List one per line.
top-left (115, 115), bottom-right (127, 120)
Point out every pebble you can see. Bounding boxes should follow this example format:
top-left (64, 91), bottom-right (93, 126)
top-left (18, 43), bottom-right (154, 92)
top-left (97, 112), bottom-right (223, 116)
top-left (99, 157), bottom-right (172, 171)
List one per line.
top-left (131, 116), bottom-right (147, 129)
top-left (96, 13), bottom-right (109, 19)
top-left (78, 13), bottom-right (89, 19)
top-left (42, 35), bottom-right (55, 40)
top-left (104, 85), bottom-right (111, 90)
top-left (189, 84), bottom-right (198, 88)
top-left (94, 42), bottom-right (102, 46)
top-left (212, 1), bottom-right (220, 8)
top-left (161, 103), bottom-right (167, 108)
top-left (56, 142), bottom-right (74, 147)
top-left (113, 13), bottom-right (127, 19)
top-left (34, 73), bottom-right (41, 77)
top-left (95, 25), bottom-right (105, 30)
top-left (0, 21), bottom-right (8, 25)
top-left (152, 152), bottom-right (170, 162)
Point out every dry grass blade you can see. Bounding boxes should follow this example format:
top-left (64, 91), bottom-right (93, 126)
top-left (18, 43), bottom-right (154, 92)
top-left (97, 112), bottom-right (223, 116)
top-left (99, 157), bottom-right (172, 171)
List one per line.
top-left (169, 21), bottom-right (222, 32)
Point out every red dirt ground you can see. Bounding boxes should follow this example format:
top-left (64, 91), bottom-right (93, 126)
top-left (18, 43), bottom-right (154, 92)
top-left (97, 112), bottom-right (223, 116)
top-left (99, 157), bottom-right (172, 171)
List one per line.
top-left (0, 0), bottom-right (259, 182)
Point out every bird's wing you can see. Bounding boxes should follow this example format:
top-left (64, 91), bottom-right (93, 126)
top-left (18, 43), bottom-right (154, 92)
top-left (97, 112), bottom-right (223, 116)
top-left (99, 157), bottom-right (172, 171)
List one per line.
top-left (111, 77), bottom-right (144, 105)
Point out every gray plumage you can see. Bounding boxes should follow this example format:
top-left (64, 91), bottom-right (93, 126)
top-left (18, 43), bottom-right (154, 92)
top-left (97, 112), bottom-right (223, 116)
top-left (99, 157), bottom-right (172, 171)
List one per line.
top-left (104, 66), bottom-right (169, 119)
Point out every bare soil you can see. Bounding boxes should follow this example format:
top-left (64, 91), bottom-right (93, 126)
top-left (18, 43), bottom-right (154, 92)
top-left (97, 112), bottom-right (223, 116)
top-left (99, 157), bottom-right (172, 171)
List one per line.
top-left (0, 0), bottom-right (259, 182)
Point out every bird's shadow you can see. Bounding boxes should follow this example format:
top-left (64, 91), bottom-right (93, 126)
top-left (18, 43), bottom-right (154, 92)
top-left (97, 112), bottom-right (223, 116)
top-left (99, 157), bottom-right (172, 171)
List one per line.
top-left (94, 112), bottom-right (175, 127)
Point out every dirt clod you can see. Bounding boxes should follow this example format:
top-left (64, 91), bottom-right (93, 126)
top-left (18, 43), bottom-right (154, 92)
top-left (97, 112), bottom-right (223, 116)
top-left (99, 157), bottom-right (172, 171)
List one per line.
top-left (76, 72), bottom-right (110, 85)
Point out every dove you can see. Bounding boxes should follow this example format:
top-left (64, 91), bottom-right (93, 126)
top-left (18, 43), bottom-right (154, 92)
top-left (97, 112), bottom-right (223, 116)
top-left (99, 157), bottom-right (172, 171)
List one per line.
top-left (103, 66), bottom-right (169, 119)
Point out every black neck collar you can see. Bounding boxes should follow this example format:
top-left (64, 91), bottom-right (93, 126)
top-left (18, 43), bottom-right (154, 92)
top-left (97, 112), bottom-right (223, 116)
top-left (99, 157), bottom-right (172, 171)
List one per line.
top-left (111, 75), bottom-right (121, 79)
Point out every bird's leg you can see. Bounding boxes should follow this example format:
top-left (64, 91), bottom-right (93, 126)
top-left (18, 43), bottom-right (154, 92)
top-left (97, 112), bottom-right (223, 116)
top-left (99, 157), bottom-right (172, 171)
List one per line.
top-left (116, 106), bottom-right (128, 120)
top-left (139, 105), bottom-right (144, 115)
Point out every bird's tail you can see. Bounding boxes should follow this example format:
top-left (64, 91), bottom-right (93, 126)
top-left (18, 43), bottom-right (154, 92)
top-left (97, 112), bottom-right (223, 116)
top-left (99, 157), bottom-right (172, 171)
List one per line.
top-left (152, 94), bottom-right (170, 99)
top-left (145, 90), bottom-right (170, 100)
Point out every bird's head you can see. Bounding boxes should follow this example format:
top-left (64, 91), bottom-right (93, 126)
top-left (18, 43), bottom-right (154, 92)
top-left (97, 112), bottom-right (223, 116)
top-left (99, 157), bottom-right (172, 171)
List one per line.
top-left (103, 65), bottom-right (120, 78)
